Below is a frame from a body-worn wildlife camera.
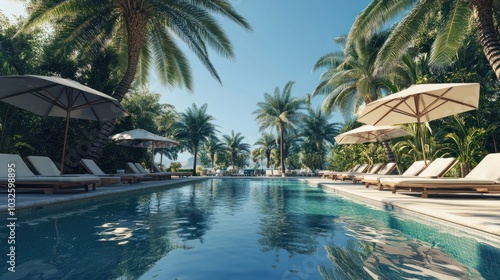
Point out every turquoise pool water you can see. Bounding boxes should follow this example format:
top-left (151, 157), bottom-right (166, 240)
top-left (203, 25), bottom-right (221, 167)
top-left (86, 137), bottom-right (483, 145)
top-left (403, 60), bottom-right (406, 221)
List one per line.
top-left (1, 179), bottom-right (499, 279)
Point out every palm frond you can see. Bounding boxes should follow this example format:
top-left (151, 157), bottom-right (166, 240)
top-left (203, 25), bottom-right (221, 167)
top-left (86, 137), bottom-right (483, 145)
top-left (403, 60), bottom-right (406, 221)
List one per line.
top-left (430, 1), bottom-right (472, 66)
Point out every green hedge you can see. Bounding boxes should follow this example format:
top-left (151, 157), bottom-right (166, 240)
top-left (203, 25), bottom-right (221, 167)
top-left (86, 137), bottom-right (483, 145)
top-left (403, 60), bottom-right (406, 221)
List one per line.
top-left (178, 168), bottom-right (194, 173)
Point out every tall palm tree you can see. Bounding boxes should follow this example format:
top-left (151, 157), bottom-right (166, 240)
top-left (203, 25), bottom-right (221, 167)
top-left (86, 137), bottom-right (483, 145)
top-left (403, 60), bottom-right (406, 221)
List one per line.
top-left (203, 136), bottom-right (225, 169)
top-left (301, 107), bottom-right (341, 170)
top-left (312, 33), bottom-right (395, 161)
top-left (253, 81), bottom-right (304, 176)
top-left (312, 33), bottom-right (390, 116)
top-left (20, 0), bottom-right (251, 161)
top-left (346, 0), bottom-right (500, 79)
top-left (254, 133), bottom-right (277, 168)
top-left (173, 103), bottom-right (217, 176)
top-left (222, 130), bottom-right (250, 169)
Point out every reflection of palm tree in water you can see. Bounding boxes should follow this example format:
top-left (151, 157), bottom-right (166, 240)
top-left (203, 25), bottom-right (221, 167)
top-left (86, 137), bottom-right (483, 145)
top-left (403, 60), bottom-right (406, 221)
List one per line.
top-left (256, 184), bottom-right (337, 263)
top-left (318, 227), bottom-right (481, 280)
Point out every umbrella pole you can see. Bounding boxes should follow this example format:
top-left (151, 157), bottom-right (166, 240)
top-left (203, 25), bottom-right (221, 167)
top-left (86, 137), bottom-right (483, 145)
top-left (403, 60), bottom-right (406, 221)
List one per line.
top-left (60, 111), bottom-right (71, 175)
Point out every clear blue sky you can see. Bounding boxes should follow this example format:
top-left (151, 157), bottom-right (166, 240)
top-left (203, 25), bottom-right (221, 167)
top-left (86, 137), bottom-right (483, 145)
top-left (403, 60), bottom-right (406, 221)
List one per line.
top-left (3, 0), bottom-right (372, 163)
top-left (150, 0), bottom-right (372, 161)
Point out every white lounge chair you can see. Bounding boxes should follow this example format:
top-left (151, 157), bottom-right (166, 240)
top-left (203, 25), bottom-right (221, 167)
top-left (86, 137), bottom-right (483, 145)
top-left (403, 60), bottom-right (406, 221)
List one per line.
top-left (26, 156), bottom-right (120, 187)
top-left (322, 164), bottom-right (361, 179)
top-left (362, 160), bottom-right (429, 189)
top-left (352, 162), bottom-right (397, 183)
top-left (374, 157), bottom-right (457, 192)
top-left (378, 155), bottom-right (500, 198)
top-left (336, 163), bottom-right (382, 181)
top-left (81, 158), bottom-right (142, 184)
top-left (127, 162), bottom-right (164, 180)
top-left (0, 154), bottom-right (99, 194)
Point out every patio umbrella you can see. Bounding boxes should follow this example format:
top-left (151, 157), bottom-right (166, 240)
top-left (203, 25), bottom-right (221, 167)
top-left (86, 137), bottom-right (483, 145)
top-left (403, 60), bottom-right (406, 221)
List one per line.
top-left (109, 128), bottom-right (178, 171)
top-left (334, 125), bottom-right (410, 144)
top-left (357, 83), bottom-right (480, 163)
top-left (0, 75), bottom-right (129, 174)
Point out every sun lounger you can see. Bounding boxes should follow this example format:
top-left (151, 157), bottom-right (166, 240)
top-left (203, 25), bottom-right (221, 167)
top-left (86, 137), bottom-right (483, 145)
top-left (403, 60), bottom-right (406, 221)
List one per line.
top-left (133, 163), bottom-right (172, 179)
top-left (368, 158), bottom-right (457, 191)
top-left (352, 162), bottom-right (397, 183)
top-left (26, 156), bottom-right (121, 187)
top-left (379, 154), bottom-right (500, 198)
top-left (362, 160), bottom-right (429, 189)
top-left (81, 159), bottom-right (141, 184)
top-left (327, 164), bottom-right (363, 180)
top-left (337, 163), bottom-right (384, 182)
top-left (126, 163), bottom-right (164, 180)
top-left (0, 154), bottom-right (99, 194)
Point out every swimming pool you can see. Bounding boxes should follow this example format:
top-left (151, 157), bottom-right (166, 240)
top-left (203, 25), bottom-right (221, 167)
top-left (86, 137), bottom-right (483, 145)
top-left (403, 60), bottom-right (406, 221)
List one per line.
top-left (1, 179), bottom-right (499, 279)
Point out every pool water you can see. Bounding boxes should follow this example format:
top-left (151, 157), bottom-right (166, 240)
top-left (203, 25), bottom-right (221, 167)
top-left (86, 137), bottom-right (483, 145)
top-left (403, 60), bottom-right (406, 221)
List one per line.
top-left (1, 179), bottom-right (499, 279)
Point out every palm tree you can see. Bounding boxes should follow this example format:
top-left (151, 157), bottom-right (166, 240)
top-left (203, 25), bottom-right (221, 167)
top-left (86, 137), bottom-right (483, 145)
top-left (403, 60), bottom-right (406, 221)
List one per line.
top-left (443, 115), bottom-right (493, 177)
top-left (20, 0), bottom-right (251, 161)
top-left (346, 0), bottom-right (500, 79)
top-left (312, 33), bottom-right (395, 161)
top-left (253, 81), bottom-right (304, 176)
top-left (312, 33), bottom-right (390, 116)
top-left (254, 133), bottom-right (277, 168)
top-left (173, 103), bottom-right (217, 176)
top-left (301, 107), bottom-right (340, 170)
top-left (203, 136), bottom-right (225, 169)
top-left (222, 130), bottom-right (250, 169)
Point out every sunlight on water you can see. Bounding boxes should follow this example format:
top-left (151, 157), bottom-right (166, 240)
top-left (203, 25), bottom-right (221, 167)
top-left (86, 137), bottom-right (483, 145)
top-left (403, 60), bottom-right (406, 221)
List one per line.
top-left (0, 179), bottom-right (498, 280)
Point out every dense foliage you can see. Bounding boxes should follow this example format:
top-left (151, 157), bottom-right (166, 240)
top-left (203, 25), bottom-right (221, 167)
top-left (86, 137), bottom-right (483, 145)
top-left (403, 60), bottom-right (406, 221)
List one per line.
top-left (2, 1), bottom-right (500, 176)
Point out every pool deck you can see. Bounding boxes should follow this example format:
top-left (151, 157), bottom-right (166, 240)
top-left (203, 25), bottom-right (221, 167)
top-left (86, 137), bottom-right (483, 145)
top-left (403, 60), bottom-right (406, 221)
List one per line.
top-left (2, 176), bottom-right (500, 243)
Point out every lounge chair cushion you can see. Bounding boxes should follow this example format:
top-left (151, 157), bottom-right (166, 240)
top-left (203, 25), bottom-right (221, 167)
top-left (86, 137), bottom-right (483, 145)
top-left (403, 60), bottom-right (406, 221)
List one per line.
top-left (26, 156), bottom-right (64, 176)
top-left (379, 177), bottom-right (496, 187)
top-left (0, 154), bottom-right (36, 177)
top-left (401, 160), bottom-right (429, 176)
top-left (464, 153), bottom-right (500, 180)
top-left (81, 159), bottom-right (107, 175)
top-left (417, 157), bottom-right (456, 177)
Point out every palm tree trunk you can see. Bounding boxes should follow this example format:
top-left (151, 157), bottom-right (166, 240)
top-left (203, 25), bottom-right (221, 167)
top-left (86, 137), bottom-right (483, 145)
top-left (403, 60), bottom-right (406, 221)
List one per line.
top-left (317, 143), bottom-right (323, 170)
top-left (86, 11), bottom-right (148, 161)
top-left (460, 162), bottom-right (472, 178)
top-left (192, 146), bottom-right (198, 176)
top-left (381, 141), bottom-right (395, 162)
top-left (472, 0), bottom-right (500, 79)
top-left (279, 125), bottom-right (285, 177)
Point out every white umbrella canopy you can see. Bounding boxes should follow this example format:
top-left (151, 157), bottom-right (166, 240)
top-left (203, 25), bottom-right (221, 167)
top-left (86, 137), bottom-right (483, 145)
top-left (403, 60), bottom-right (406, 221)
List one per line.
top-left (0, 75), bottom-right (130, 174)
top-left (357, 83), bottom-right (480, 163)
top-left (0, 75), bottom-right (129, 120)
top-left (334, 125), bottom-right (410, 145)
top-left (109, 128), bottom-right (178, 170)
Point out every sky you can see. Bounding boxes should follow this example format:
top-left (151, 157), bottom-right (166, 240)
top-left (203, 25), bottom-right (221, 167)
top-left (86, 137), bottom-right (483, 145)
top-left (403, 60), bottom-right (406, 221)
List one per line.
top-left (1, 0), bottom-right (372, 163)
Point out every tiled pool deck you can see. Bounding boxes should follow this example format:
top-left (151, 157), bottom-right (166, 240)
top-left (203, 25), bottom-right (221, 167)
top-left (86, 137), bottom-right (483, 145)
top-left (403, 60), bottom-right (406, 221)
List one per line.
top-left (2, 176), bottom-right (499, 243)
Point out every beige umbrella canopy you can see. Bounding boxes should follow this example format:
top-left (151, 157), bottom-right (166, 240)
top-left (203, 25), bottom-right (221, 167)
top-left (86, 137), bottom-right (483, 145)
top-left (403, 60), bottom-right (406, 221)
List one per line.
top-left (357, 83), bottom-right (480, 163)
top-left (335, 125), bottom-right (410, 145)
top-left (109, 128), bottom-right (178, 171)
top-left (0, 75), bottom-right (130, 174)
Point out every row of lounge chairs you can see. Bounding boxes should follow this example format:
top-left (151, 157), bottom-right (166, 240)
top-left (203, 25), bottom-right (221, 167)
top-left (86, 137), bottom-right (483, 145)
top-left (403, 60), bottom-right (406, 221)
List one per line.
top-left (323, 153), bottom-right (500, 198)
top-left (0, 153), bottom-right (191, 194)
top-left (0, 154), bottom-right (100, 194)
top-left (378, 154), bottom-right (500, 198)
